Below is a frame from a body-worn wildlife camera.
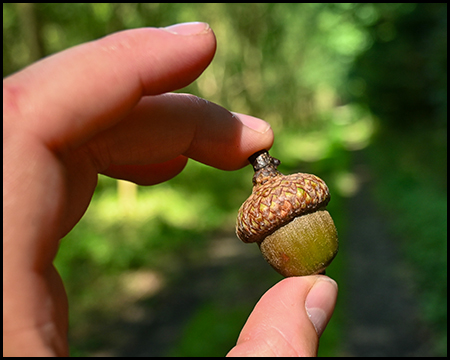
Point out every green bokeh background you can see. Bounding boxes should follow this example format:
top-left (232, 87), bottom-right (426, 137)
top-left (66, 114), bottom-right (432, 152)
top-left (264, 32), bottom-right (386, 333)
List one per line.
top-left (4, 3), bottom-right (446, 356)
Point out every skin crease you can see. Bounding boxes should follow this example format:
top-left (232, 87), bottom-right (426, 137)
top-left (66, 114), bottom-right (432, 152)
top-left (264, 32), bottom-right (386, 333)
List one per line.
top-left (3, 23), bottom-right (338, 356)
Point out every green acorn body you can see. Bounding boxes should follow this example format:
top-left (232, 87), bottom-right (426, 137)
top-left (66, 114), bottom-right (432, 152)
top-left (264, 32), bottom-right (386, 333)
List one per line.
top-left (236, 150), bottom-right (338, 277)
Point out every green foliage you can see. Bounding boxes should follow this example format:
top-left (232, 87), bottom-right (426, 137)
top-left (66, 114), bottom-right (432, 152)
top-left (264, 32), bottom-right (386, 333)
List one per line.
top-left (349, 3), bottom-right (447, 131)
top-left (168, 301), bottom-right (249, 357)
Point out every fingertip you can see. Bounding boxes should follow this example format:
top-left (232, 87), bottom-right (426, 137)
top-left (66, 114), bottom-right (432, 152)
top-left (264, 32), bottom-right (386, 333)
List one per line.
top-left (232, 113), bottom-right (272, 134)
top-left (305, 276), bottom-right (338, 337)
top-left (161, 22), bottom-right (212, 36)
top-left (228, 276), bottom-right (324, 357)
top-left (232, 112), bottom-right (274, 166)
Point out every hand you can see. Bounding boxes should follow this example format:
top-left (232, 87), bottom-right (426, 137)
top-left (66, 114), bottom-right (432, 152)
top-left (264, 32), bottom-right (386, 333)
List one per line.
top-left (3, 22), bottom-right (337, 356)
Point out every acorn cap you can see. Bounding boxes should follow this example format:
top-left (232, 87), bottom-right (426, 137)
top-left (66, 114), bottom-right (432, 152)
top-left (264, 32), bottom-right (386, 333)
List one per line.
top-left (236, 151), bottom-right (331, 244)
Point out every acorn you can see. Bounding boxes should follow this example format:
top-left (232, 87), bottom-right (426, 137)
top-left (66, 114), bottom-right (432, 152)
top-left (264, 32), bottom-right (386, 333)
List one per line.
top-left (236, 150), bottom-right (338, 277)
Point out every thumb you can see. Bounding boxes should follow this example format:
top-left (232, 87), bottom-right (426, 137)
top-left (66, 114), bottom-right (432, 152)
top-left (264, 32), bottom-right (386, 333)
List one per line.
top-left (227, 276), bottom-right (338, 357)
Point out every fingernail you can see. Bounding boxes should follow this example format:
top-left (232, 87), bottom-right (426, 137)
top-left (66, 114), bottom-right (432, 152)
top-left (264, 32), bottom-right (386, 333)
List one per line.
top-left (232, 112), bottom-right (271, 134)
top-left (162, 22), bottom-right (210, 36)
top-left (305, 277), bottom-right (338, 337)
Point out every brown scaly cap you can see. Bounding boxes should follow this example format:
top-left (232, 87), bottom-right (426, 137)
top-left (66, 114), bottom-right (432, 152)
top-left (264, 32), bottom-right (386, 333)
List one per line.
top-left (236, 150), bottom-right (330, 243)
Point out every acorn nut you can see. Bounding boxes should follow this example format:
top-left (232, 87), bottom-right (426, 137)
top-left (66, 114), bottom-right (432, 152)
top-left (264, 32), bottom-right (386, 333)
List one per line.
top-left (236, 150), bottom-right (338, 277)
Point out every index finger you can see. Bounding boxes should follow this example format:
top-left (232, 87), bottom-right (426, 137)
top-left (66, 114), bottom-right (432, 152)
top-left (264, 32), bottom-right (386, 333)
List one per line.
top-left (3, 23), bottom-right (216, 151)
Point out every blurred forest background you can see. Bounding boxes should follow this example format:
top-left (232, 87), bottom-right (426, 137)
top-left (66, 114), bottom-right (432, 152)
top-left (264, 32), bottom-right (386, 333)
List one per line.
top-left (3, 3), bottom-right (447, 356)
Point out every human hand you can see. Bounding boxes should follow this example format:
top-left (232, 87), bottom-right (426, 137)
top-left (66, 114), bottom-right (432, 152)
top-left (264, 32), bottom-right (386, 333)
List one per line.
top-left (3, 22), bottom-right (337, 356)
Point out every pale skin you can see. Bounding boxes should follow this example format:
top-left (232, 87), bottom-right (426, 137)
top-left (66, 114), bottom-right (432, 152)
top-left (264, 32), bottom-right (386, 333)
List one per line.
top-left (3, 22), bottom-right (338, 356)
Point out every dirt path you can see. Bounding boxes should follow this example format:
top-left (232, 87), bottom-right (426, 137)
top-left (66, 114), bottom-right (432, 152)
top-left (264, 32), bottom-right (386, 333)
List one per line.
top-left (342, 151), bottom-right (435, 356)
